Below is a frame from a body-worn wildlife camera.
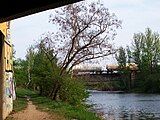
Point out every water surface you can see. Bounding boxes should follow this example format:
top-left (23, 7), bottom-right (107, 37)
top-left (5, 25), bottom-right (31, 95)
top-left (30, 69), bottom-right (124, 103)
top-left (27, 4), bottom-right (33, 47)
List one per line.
top-left (87, 90), bottom-right (160, 120)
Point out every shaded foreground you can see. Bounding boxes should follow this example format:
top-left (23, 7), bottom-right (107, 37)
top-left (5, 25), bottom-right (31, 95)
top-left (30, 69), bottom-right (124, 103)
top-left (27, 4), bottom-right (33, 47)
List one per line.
top-left (6, 88), bottom-right (101, 120)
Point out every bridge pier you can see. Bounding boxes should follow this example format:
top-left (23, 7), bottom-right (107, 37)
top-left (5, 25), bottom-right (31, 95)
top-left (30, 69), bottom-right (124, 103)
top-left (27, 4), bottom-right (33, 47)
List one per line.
top-left (0, 32), bottom-right (5, 120)
top-left (0, 22), bottom-right (15, 120)
top-left (130, 70), bottom-right (136, 88)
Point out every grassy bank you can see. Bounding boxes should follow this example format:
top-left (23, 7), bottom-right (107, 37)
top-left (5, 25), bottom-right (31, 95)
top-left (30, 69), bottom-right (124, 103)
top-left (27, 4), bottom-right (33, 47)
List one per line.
top-left (11, 88), bottom-right (102, 120)
top-left (12, 88), bottom-right (38, 112)
top-left (6, 88), bottom-right (34, 120)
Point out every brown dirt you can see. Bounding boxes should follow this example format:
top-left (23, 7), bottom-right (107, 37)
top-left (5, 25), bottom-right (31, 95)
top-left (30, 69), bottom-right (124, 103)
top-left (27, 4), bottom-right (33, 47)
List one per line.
top-left (10, 101), bottom-right (65, 120)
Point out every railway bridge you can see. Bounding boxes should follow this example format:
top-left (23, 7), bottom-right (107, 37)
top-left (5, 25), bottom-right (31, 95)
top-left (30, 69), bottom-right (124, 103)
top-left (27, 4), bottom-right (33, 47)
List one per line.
top-left (72, 70), bottom-right (122, 83)
top-left (72, 64), bottom-right (138, 88)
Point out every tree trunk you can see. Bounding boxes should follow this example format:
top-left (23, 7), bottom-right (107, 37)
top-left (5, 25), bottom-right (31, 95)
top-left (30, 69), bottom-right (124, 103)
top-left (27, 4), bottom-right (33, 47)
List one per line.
top-left (52, 84), bottom-right (61, 100)
top-left (39, 86), bottom-right (43, 95)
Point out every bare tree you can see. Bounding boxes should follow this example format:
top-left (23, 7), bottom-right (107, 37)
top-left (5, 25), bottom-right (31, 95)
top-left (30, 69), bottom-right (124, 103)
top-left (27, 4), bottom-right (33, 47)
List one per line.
top-left (36, 1), bottom-right (121, 100)
top-left (40, 1), bottom-right (121, 75)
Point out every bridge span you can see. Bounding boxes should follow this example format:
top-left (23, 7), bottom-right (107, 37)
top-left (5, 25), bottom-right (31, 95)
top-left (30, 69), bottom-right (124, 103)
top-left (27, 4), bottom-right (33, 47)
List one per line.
top-left (72, 68), bottom-right (136, 90)
top-left (75, 72), bottom-right (122, 83)
top-left (72, 69), bottom-right (125, 84)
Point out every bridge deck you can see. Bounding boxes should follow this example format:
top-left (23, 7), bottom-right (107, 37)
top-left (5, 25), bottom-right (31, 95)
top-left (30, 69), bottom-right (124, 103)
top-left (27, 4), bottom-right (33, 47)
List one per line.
top-left (73, 72), bottom-right (123, 83)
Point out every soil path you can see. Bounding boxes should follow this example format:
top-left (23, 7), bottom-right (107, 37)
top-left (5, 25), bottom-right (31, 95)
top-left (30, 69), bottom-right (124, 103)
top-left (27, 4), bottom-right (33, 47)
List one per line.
top-left (11, 101), bottom-right (65, 120)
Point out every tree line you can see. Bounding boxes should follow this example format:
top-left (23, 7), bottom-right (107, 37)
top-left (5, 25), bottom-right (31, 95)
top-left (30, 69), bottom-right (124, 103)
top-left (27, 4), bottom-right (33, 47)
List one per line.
top-left (116, 28), bottom-right (160, 93)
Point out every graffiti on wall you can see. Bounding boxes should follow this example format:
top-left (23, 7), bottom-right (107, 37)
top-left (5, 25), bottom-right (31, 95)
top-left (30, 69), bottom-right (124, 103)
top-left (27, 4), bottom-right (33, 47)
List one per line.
top-left (5, 72), bottom-right (16, 100)
top-left (3, 72), bottom-right (16, 118)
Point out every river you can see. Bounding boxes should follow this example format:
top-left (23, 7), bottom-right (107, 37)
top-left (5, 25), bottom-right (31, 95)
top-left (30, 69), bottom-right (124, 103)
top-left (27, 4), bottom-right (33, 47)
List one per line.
top-left (87, 90), bottom-right (160, 120)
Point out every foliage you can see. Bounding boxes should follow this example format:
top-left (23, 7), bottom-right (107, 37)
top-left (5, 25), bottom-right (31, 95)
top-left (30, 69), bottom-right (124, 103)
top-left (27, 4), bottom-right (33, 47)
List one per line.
top-left (126, 45), bottom-right (132, 63)
top-left (15, 87), bottom-right (38, 98)
top-left (13, 41), bottom-right (89, 105)
top-left (14, 1), bottom-right (122, 105)
top-left (115, 46), bottom-right (131, 90)
top-left (59, 75), bottom-right (89, 105)
top-left (116, 28), bottom-right (160, 93)
top-left (31, 46), bottom-right (55, 96)
top-left (25, 46), bottom-right (35, 88)
top-left (131, 28), bottom-right (160, 72)
top-left (13, 59), bottom-right (28, 87)
top-left (32, 95), bottom-right (101, 120)
top-left (115, 46), bottom-right (127, 68)
top-left (12, 88), bottom-right (101, 120)
top-left (114, 28), bottom-right (160, 93)
top-left (29, 1), bottom-right (121, 100)
top-left (44, 1), bottom-right (121, 74)
top-left (134, 72), bottom-right (160, 93)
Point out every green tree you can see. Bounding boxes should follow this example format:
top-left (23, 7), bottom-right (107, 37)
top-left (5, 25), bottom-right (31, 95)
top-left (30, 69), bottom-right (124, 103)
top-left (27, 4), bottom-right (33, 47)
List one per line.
top-left (115, 46), bottom-right (127, 68)
top-left (31, 47), bottom-right (55, 96)
top-left (115, 46), bottom-right (130, 90)
top-left (38, 1), bottom-right (121, 100)
top-left (25, 46), bottom-right (35, 88)
top-left (14, 1), bottom-right (121, 102)
top-left (130, 28), bottom-right (160, 93)
top-left (131, 28), bottom-right (160, 73)
top-left (126, 45), bottom-right (132, 63)
top-left (13, 58), bottom-right (28, 87)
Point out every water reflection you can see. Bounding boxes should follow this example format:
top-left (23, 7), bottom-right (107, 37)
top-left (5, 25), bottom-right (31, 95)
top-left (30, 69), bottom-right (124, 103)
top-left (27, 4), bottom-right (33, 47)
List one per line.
top-left (105, 110), bottom-right (160, 120)
top-left (87, 91), bottom-right (160, 120)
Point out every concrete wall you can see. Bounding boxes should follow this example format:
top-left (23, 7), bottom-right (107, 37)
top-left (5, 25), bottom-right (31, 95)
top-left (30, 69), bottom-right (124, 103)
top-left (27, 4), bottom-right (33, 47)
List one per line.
top-left (5, 43), bottom-right (12, 71)
top-left (0, 22), bottom-right (15, 120)
top-left (0, 31), bottom-right (5, 120)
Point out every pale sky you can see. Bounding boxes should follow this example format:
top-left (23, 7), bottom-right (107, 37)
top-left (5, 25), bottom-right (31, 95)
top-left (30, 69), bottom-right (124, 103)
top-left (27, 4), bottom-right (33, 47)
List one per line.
top-left (10, 0), bottom-right (160, 66)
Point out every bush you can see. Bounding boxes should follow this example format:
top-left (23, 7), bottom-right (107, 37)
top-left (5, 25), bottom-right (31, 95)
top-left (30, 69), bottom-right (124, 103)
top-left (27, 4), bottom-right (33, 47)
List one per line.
top-left (135, 73), bottom-right (160, 93)
top-left (59, 75), bottom-right (89, 105)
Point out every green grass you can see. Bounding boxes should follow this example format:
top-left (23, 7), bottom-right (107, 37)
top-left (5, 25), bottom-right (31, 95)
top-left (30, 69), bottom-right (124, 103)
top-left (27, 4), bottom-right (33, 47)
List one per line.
top-left (13, 88), bottom-right (101, 120)
top-left (6, 88), bottom-right (33, 120)
top-left (6, 97), bottom-right (27, 120)
top-left (31, 96), bottom-right (101, 120)
top-left (12, 97), bottom-right (27, 112)
top-left (7, 88), bottom-right (38, 113)
top-left (16, 87), bottom-right (39, 98)
top-left (12, 87), bottom-right (39, 112)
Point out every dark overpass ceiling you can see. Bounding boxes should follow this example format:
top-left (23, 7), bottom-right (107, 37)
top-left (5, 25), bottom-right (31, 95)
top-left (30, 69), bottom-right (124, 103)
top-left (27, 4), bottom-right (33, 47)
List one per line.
top-left (0, 0), bottom-right (83, 23)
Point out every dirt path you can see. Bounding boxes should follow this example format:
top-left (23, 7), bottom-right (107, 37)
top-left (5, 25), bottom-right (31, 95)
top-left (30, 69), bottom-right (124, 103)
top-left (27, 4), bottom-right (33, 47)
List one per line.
top-left (11, 101), bottom-right (65, 120)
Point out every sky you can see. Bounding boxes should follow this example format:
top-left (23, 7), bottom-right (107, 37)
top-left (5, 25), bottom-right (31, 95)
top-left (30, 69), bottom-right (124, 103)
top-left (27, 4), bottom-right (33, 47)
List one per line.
top-left (10, 0), bottom-right (160, 66)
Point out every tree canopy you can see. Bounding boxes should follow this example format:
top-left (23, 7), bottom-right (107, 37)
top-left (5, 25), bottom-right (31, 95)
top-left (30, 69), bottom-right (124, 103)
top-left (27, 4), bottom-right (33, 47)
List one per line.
top-left (40, 1), bottom-right (121, 74)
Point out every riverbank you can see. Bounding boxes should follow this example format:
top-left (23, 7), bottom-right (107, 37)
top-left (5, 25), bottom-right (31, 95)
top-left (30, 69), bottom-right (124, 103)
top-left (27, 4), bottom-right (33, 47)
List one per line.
top-left (88, 89), bottom-right (160, 96)
top-left (87, 89), bottom-right (125, 93)
top-left (6, 88), bottom-right (102, 120)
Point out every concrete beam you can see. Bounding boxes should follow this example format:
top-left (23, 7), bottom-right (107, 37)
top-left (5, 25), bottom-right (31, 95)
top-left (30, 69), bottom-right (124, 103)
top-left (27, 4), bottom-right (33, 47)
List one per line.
top-left (0, 0), bottom-right (83, 23)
